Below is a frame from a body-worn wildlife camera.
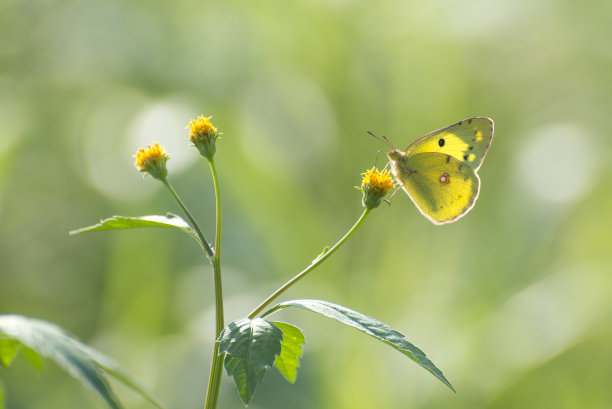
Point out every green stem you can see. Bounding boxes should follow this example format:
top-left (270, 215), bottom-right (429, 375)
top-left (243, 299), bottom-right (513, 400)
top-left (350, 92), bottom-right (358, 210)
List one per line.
top-left (203, 342), bottom-right (224, 409)
top-left (209, 158), bottom-right (224, 335)
top-left (203, 158), bottom-right (225, 409)
top-left (162, 179), bottom-right (214, 259)
top-left (247, 207), bottom-right (371, 319)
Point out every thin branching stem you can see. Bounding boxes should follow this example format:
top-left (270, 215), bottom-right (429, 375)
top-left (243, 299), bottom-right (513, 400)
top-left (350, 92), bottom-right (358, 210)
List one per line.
top-left (247, 207), bottom-right (371, 319)
top-left (162, 179), bottom-right (214, 258)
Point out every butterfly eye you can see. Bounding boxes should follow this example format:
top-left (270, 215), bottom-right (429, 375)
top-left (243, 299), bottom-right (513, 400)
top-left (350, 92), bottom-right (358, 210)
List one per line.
top-left (439, 173), bottom-right (450, 185)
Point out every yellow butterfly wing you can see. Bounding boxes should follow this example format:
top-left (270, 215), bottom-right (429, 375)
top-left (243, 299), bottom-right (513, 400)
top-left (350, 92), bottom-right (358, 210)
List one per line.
top-left (405, 117), bottom-right (494, 171)
top-left (390, 152), bottom-right (480, 225)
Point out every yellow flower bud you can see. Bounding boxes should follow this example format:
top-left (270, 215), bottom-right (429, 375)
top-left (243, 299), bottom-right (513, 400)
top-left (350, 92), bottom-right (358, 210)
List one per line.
top-left (360, 167), bottom-right (394, 209)
top-left (133, 143), bottom-right (169, 180)
top-left (188, 115), bottom-right (219, 160)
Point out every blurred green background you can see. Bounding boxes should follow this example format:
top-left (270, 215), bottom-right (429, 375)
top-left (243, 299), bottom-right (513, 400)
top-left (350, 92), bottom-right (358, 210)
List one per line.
top-left (2, 0), bottom-right (612, 408)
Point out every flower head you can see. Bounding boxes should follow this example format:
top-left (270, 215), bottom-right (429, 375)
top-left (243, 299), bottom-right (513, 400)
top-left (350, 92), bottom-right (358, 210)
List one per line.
top-left (360, 167), bottom-right (394, 209)
top-left (133, 143), bottom-right (169, 180)
top-left (188, 115), bottom-right (219, 160)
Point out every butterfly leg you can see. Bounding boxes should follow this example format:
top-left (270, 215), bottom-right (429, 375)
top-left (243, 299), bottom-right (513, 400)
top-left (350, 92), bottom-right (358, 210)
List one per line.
top-left (389, 184), bottom-right (402, 199)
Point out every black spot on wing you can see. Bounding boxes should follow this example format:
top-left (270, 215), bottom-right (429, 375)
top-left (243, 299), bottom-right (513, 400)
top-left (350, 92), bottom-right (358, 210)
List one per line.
top-left (438, 138), bottom-right (445, 147)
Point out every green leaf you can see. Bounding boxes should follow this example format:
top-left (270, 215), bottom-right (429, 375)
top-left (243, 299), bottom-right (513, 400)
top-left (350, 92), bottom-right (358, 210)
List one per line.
top-left (76, 343), bottom-right (164, 409)
top-left (0, 338), bottom-right (21, 368)
top-left (0, 314), bottom-right (165, 409)
top-left (262, 299), bottom-right (455, 392)
top-left (270, 322), bottom-right (304, 384)
top-left (19, 345), bottom-right (43, 371)
top-left (69, 213), bottom-right (201, 247)
top-left (218, 318), bottom-right (283, 404)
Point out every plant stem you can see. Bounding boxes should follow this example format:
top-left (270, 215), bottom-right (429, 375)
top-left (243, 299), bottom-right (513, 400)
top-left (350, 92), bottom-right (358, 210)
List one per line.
top-left (208, 158), bottom-right (224, 336)
top-left (247, 207), bottom-right (371, 319)
top-left (203, 342), bottom-right (224, 409)
top-left (162, 179), bottom-right (214, 259)
top-left (203, 157), bottom-right (225, 409)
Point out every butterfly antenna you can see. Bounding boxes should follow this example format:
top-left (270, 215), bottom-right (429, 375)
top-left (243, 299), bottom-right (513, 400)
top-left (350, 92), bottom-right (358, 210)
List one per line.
top-left (367, 130), bottom-right (395, 149)
top-left (374, 150), bottom-right (382, 167)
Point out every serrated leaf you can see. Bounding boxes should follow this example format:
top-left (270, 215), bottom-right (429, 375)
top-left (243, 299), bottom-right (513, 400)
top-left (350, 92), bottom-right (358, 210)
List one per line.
top-left (270, 322), bottom-right (304, 384)
top-left (262, 299), bottom-right (455, 392)
top-left (69, 214), bottom-right (202, 249)
top-left (218, 318), bottom-right (283, 404)
top-left (0, 314), bottom-right (165, 409)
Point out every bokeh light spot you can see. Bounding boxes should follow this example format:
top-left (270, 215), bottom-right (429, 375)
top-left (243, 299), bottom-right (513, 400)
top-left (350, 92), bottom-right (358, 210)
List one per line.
top-left (516, 124), bottom-right (598, 204)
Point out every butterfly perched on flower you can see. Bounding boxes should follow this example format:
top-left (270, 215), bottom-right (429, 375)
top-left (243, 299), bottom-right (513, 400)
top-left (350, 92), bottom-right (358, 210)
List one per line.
top-left (373, 117), bottom-right (494, 224)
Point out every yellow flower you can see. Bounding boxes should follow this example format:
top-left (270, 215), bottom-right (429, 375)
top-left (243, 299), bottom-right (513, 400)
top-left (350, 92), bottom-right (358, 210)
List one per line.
top-left (188, 115), bottom-right (219, 160)
top-left (133, 143), bottom-right (169, 180)
top-left (360, 167), bottom-right (394, 209)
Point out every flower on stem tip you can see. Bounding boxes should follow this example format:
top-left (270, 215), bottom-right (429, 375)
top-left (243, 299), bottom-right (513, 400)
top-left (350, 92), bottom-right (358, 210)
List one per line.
top-left (360, 167), bottom-right (394, 209)
top-left (188, 115), bottom-right (219, 160)
top-left (133, 143), bottom-right (169, 181)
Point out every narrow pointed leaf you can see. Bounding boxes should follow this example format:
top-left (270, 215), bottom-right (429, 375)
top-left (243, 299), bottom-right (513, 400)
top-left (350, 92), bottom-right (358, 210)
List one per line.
top-left (69, 213), bottom-right (201, 247)
top-left (78, 344), bottom-right (165, 409)
top-left (262, 299), bottom-right (455, 392)
top-left (270, 321), bottom-right (304, 384)
top-left (0, 315), bottom-right (122, 409)
top-left (0, 315), bottom-right (164, 409)
top-left (218, 318), bottom-right (283, 404)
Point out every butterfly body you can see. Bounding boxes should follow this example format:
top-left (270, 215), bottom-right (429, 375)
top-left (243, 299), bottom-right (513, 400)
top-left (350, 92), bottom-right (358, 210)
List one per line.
top-left (386, 117), bottom-right (493, 225)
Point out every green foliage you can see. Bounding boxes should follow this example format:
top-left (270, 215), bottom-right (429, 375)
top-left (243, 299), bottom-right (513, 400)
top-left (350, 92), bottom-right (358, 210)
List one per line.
top-left (218, 318), bottom-right (284, 404)
top-left (270, 321), bottom-right (305, 384)
top-left (262, 299), bottom-right (455, 392)
top-left (19, 346), bottom-right (43, 371)
top-left (0, 338), bottom-right (42, 371)
top-left (216, 297), bottom-right (453, 406)
top-left (0, 315), bottom-right (164, 409)
top-left (69, 213), bottom-right (201, 246)
top-left (0, 338), bottom-right (20, 368)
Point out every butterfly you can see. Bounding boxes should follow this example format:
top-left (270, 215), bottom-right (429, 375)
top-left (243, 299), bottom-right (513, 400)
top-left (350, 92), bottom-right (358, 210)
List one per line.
top-left (374, 117), bottom-right (494, 225)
